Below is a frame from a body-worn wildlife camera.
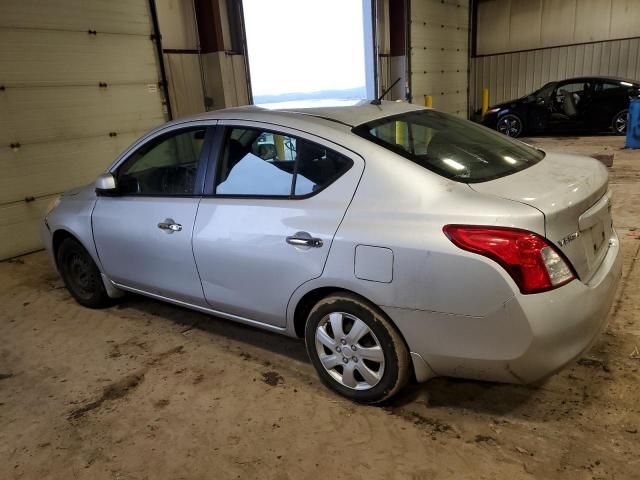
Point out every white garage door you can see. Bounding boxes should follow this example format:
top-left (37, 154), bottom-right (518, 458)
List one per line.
top-left (0, 0), bottom-right (167, 260)
top-left (410, 0), bottom-right (469, 117)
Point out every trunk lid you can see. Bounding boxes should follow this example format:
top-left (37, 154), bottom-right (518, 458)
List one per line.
top-left (470, 152), bottom-right (612, 281)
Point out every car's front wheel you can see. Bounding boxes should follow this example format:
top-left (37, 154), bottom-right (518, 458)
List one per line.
top-left (304, 293), bottom-right (410, 404)
top-left (611, 109), bottom-right (628, 135)
top-left (57, 237), bottom-right (111, 308)
top-left (496, 113), bottom-right (524, 137)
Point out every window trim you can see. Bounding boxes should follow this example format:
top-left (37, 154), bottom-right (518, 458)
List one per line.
top-left (204, 124), bottom-right (354, 200)
top-left (107, 126), bottom-right (215, 198)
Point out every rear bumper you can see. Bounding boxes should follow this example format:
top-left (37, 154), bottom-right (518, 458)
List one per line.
top-left (384, 231), bottom-right (622, 383)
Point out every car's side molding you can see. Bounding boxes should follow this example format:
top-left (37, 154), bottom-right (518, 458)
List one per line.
top-left (112, 282), bottom-right (288, 334)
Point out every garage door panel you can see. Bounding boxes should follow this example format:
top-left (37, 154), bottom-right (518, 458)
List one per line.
top-left (411, 27), bottom-right (468, 49)
top-left (0, 0), bottom-right (152, 35)
top-left (411, 51), bottom-right (468, 71)
top-left (0, 199), bottom-right (51, 260)
top-left (0, 132), bottom-right (144, 204)
top-left (410, 0), bottom-right (469, 118)
top-left (0, 29), bottom-right (159, 86)
top-left (0, 85), bottom-right (164, 145)
top-left (411, 0), bottom-right (469, 25)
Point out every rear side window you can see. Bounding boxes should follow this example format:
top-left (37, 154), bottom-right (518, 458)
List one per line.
top-left (215, 127), bottom-right (352, 197)
top-left (353, 110), bottom-right (544, 183)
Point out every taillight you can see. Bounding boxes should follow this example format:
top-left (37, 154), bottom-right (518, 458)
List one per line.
top-left (443, 225), bottom-right (575, 294)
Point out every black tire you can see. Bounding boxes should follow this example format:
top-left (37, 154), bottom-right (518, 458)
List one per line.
top-left (304, 293), bottom-right (410, 404)
top-left (57, 237), bottom-right (111, 308)
top-left (611, 109), bottom-right (628, 135)
top-left (496, 113), bottom-right (524, 137)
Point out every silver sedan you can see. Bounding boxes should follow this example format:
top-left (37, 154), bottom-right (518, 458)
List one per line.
top-left (41, 101), bottom-right (622, 403)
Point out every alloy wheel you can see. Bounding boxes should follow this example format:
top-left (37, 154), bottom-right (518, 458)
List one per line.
top-left (497, 115), bottom-right (523, 137)
top-left (614, 111), bottom-right (628, 134)
top-left (314, 312), bottom-right (385, 390)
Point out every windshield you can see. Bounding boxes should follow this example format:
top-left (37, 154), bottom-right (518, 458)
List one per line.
top-left (353, 110), bottom-right (545, 183)
top-left (533, 82), bottom-right (557, 100)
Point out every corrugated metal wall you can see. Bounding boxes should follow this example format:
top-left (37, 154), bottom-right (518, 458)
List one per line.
top-left (471, 0), bottom-right (640, 112)
top-left (476, 0), bottom-right (640, 56)
top-left (410, 0), bottom-right (470, 117)
top-left (471, 37), bottom-right (640, 111)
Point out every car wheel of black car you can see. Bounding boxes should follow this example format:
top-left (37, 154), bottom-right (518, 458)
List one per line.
top-left (305, 293), bottom-right (411, 404)
top-left (57, 237), bottom-right (111, 308)
top-left (611, 109), bottom-right (628, 135)
top-left (497, 114), bottom-right (524, 138)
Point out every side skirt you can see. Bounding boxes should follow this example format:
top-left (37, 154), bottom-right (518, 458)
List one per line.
top-left (112, 282), bottom-right (289, 335)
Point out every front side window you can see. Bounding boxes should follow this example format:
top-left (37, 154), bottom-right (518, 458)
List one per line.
top-left (117, 128), bottom-right (206, 195)
top-left (353, 110), bottom-right (544, 183)
top-left (215, 127), bottom-right (352, 196)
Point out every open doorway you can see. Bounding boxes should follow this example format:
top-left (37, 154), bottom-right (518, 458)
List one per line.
top-left (242, 0), bottom-right (375, 108)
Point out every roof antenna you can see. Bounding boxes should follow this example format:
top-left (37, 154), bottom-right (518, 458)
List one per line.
top-left (370, 77), bottom-right (402, 105)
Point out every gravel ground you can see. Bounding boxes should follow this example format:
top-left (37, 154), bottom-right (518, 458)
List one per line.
top-left (1, 135), bottom-right (639, 480)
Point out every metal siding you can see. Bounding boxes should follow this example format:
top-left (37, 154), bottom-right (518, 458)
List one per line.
top-left (470, 37), bottom-right (640, 111)
top-left (0, 1), bottom-right (165, 259)
top-left (574, 0), bottom-right (612, 43)
top-left (540, 0), bottom-right (576, 48)
top-left (410, 0), bottom-right (469, 116)
top-left (508, 0), bottom-right (542, 52)
top-left (164, 53), bottom-right (205, 118)
top-left (477, 0), bottom-right (640, 55)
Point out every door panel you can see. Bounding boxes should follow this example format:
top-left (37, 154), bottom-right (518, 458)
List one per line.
top-left (93, 197), bottom-right (205, 304)
top-left (92, 125), bottom-right (212, 305)
top-left (193, 123), bottom-right (364, 327)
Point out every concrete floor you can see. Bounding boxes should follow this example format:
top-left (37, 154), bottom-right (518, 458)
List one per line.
top-left (1, 135), bottom-right (639, 480)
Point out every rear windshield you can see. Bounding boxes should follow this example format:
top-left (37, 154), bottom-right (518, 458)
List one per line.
top-left (352, 110), bottom-right (544, 183)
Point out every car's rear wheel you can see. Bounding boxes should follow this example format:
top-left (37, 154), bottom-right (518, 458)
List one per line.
top-left (57, 237), bottom-right (110, 308)
top-left (497, 113), bottom-right (524, 137)
top-left (611, 109), bottom-right (628, 135)
top-left (304, 293), bottom-right (410, 404)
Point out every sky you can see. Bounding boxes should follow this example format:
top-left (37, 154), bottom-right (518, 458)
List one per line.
top-left (243, 0), bottom-right (367, 98)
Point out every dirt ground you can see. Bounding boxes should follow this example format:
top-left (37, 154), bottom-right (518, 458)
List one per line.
top-left (2, 135), bottom-right (640, 480)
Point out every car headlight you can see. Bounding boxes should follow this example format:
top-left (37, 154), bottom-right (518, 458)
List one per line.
top-left (485, 107), bottom-right (501, 115)
top-left (45, 195), bottom-right (61, 216)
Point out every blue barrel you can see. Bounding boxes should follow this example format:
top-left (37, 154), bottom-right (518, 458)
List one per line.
top-left (626, 98), bottom-right (640, 148)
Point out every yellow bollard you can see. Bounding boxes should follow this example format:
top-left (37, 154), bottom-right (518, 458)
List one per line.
top-left (395, 121), bottom-right (405, 147)
top-left (424, 95), bottom-right (433, 108)
top-left (274, 134), bottom-right (285, 160)
top-left (482, 88), bottom-right (489, 115)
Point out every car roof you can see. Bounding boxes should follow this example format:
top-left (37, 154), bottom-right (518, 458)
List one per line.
top-left (177, 100), bottom-right (426, 130)
top-left (556, 75), bottom-right (639, 85)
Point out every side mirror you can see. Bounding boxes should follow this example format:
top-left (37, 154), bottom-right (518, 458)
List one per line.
top-left (95, 173), bottom-right (118, 195)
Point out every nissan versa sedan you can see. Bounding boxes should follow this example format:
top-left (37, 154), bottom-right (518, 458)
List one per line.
top-left (41, 101), bottom-right (622, 403)
top-left (481, 76), bottom-right (640, 137)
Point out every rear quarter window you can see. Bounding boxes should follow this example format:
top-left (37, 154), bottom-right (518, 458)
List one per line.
top-left (353, 110), bottom-right (544, 183)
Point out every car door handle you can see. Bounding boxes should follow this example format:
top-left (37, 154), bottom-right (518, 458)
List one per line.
top-left (158, 219), bottom-right (182, 233)
top-left (286, 232), bottom-right (323, 248)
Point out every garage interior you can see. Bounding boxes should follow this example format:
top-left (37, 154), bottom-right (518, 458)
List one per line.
top-left (1, 1), bottom-right (640, 479)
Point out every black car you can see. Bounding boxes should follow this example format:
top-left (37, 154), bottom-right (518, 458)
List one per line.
top-left (481, 76), bottom-right (640, 137)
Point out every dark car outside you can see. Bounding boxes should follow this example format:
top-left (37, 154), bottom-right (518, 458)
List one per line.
top-left (480, 76), bottom-right (640, 137)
